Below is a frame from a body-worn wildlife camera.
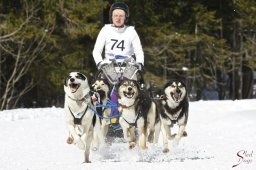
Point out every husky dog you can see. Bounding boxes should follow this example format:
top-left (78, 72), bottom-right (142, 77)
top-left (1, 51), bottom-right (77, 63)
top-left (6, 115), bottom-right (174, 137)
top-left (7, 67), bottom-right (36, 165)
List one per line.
top-left (91, 78), bottom-right (111, 143)
top-left (117, 79), bottom-right (160, 149)
top-left (158, 79), bottom-right (189, 153)
top-left (64, 72), bottom-right (104, 163)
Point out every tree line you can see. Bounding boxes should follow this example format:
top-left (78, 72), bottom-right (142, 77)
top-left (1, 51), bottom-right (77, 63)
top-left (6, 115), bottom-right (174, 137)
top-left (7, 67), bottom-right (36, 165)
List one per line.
top-left (0, 0), bottom-right (255, 110)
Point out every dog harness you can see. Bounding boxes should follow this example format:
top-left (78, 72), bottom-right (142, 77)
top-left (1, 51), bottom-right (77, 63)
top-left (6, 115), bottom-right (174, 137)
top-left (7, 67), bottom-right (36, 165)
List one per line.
top-left (163, 102), bottom-right (184, 125)
top-left (122, 113), bottom-right (139, 128)
top-left (67, 93), bottom-right (93, 125)
top-left (67, 90), bottom-right (101, 126)
top-left (119, 102), bottom-right (140, 128)
top-left (68, 105), bottom-right (88, 125)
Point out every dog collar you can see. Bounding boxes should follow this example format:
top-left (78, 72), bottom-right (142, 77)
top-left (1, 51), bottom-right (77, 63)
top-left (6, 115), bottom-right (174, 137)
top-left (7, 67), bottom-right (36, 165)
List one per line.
top-left (119, 103), bottom-right (134, 109)
top-left (118, 97), bottom-right (140, 111)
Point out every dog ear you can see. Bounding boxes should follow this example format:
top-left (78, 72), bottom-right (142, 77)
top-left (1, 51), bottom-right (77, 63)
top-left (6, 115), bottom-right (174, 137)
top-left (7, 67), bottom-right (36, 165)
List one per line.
top-left (131, 79), bottom-right (140, 91)
top-left (64, 76), bottom-right (69, 86)
top-left (164, 80), bottom-right (173, 89)
top-left (102, 78), bottom-right (110, 87)
top-left (77, 72), bottom-right (87, 81)
top-left (64, 84), bottom-right (68, 93)
top-left (117, 79), bottom-right (123, 89)
top-left (136, 80), bottom-right (140, 90)
top-left (165, 78), bottom-right (186, 89)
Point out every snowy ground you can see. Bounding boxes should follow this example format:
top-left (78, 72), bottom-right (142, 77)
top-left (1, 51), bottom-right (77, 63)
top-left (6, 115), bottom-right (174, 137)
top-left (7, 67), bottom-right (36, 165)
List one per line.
top-left (0, 99), bottom-right (255, 170)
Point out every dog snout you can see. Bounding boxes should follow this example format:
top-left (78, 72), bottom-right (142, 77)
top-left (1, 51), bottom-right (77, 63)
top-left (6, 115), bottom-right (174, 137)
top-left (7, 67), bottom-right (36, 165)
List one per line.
top-left (176, 88), bottom-right (181, 93)
top-left (70, 78), bottom-right (75, 83)
top-left (128, 87), bottom-right (133, 91)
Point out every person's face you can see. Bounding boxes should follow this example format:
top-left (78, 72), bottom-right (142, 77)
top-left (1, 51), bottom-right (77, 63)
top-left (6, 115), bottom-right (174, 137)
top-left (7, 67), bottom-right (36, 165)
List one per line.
top-left (112, 9), bottom-right (126, 27)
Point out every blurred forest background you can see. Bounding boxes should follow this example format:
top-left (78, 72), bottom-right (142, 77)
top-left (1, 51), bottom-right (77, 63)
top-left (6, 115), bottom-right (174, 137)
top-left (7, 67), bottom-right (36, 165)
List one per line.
top-left (0, 0), bottom-right (256, 110)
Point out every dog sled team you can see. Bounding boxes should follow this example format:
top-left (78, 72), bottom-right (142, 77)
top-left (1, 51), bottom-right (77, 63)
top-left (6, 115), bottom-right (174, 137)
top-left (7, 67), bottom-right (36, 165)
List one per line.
top-left (63, 2), bottom-right (189, 163)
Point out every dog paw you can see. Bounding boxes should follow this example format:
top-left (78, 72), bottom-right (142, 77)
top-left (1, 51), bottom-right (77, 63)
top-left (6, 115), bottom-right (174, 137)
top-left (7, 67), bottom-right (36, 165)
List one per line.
top-left (83, 160), bottom-right (92, 163)
top-left (66, 137), bottom-right (74, 144)
top-left (162, 148), bottom-right (169, 153)
top-left (183, 131), bottom-right (188, 137)
top-left (129, 142), bottom-right (136, 149)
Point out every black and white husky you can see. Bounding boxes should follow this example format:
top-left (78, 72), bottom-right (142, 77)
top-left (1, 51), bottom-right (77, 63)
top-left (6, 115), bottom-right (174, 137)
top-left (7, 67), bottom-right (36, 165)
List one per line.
top-left (91, 78), bottom-right (111, 142)
top-left (64, 72), bottom-right (104, 163)
top-left (158, 79), bottom-right (189, 153)
top-left (117, 79), bottom-right (160, 149)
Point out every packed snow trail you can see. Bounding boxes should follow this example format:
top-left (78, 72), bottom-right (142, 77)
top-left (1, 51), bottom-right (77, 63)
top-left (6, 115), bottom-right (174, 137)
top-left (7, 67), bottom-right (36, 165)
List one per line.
top-left (0, 100), bottom-right (255, 170)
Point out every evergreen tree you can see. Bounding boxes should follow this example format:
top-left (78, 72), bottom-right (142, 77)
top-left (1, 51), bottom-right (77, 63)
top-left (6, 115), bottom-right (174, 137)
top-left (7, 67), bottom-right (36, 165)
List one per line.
top-left (1, 0), bottom-right (256, 109)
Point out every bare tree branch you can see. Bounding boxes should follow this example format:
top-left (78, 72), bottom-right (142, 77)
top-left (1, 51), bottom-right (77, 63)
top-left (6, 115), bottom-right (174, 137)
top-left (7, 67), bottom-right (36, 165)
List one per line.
top-left (0, 0), bottom-right (35, 42)
top-left (0, 0), bottom-right (50, 110)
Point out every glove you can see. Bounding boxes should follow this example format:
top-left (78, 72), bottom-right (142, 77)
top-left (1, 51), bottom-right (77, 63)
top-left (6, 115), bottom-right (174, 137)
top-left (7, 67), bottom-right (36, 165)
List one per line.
top-left (134, 62), bottom-right (144, 71)
top-left (96, 62), bottom-right (103, 70)
top-left (97, 60), bottom-right (110, 70)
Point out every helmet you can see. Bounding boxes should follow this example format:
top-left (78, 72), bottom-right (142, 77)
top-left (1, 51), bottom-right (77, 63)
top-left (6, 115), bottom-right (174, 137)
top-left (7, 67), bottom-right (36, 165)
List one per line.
top-left (109, 2), bottom-right (129, 24)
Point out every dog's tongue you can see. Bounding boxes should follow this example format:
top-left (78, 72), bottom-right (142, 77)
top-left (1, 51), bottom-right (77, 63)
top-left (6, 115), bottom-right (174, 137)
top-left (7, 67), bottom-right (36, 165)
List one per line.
top-left (71, 88), bottom-right (76, 93)
top-left (173, 93), bottom-right (180, 101)
top-left (128, 91), bottom-right (134, 97)
top-left (124, 91), bottom-right (134, 98)
top-left (127, 91), bottom-right (132, 95)
top-left (70, 84), bottom-right (78, 92)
